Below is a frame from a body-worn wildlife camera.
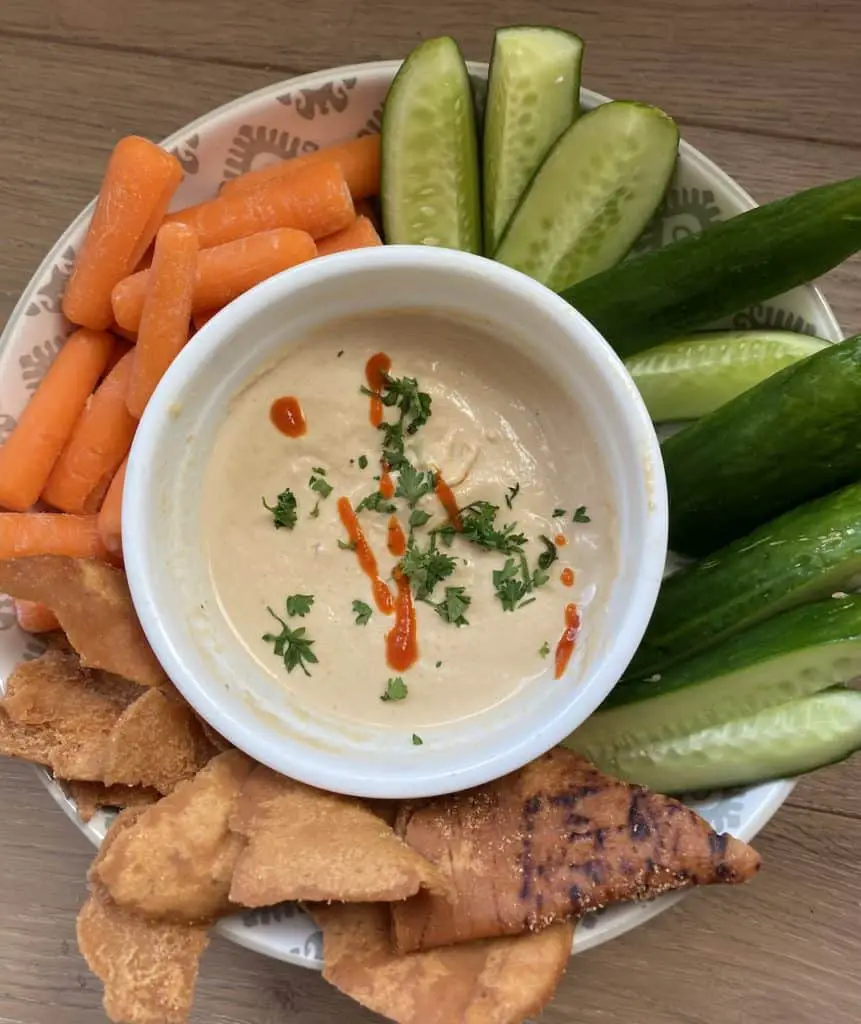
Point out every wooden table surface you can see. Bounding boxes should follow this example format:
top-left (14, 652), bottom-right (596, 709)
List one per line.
top-left (1, 2), bottom-right (860, 1022)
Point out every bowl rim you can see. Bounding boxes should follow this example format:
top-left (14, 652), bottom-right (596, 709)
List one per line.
top-left (123, 244), bottom-right (668, 798)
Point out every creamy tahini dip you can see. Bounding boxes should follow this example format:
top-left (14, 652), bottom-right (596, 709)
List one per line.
top-left (203, 310), bottom-right (615, 730)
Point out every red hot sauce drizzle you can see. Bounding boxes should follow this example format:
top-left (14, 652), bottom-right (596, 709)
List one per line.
top-left (387, 569), bottom-right (418, 671)
top-left (337, 497), bottom-right (394, 614)
top-left (387, 515), bottom-right (407, 557)
top-left (379, 466), bottom-right (395, 499)
top-left (269, 396), bottom-right (306, 437)
top-left (554, 533), bottom-right (567, 547)
top-left (365, 352), bottom-right (392, 428)
top-left (560, 568), bottom-right (575, 587)
top-left (554, 603), bottom-right (580, 679)
top-left (434, 473), bottom-right (462, 531)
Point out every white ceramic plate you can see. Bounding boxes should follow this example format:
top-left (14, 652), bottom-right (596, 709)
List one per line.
top-left (0, 60), bottom-right (840, 968)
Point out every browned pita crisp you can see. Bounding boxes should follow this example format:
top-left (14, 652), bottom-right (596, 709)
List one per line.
top-left (93, 749), bottom-right (253, 923)
top-left (0, 651), bottom-right (140, 779)
top-left (104, 688), bottom-right (218, 794)
top-left (391, 748), bottom-right (761, 952)
top-left (66, 781), bottom-right (160, 823)
top-left (313, 901), bottom-right (572, 1024)
top-left (78, 809), bottom-right (209, 1024)
top-left (0, 556), bottom-right (168, 687)
top-left (228, 765), bottom-right (449, 907)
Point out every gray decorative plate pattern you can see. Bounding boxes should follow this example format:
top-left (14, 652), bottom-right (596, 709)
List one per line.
top-left (0, 61), bottom-right (839, 969)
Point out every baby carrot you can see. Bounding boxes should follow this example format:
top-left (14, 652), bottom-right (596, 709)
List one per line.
top-left (112, 228), bottom-right (317, 332)
top-left (42, 351), bottom-right (138, 513)
top-left (317, 215), bottom-right (382, 257)
top-left (110, 324), bottom-right (138, 345)
top-left (14, 599), bottom-right (61, 633)
top-left (62, 137), bottom-right (183, 330)
top-left (164, 161), bottom-right (354, 247)
top-left (192, 309), bottom-right (218, 331)
top-left (221, 135), bottom-right (381, 202)
top-left (0, 329), bottom-right (115, 512)
top-left (98, 458), bottom-right (126, 559)
top-left (0, 514), bottom-right (108, 560)
top-left (126, 223), bottom-right (198, 419)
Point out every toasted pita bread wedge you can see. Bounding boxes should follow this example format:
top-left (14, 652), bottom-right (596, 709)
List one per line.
top-left (104, 688), bottom-right (218, 794)
top-left (313, 902), bottom-right (572, 1024)
top-left (92, 749), bottom-right (253, 923)
top-left (78, 809), bottom-right (209, 1024)
top-left (392, 748), bottom-right (761, 952)
top-left (228, 765), bottom-right (448, 907)
top-left (0, 556), bottom-right (168, 687)
top-left (0, 651), bottom-right (140, 779)
top-left (66, 781), bottom-right (160, 823)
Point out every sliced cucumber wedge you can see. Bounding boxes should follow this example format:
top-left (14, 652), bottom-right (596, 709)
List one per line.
top-left (625, 330), bottom-right (829, 422)
top-left (571, 596), bottom-right (861, 758)
top-left (483, 27), bottom-right (584, 255)
top-left (494, 101), bottom-right (679, 291)
top-left (571, 688), bottom-right (861, 794)
top-left (381, 36), bottom-right (481, 253)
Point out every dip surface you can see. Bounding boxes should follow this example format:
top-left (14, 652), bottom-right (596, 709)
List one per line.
top-left (202, 310), bottom-right (615, 729)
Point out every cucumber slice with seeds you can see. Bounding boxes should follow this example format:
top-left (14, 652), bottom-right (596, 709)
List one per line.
top-left (483, 26), bottom-right (584, 255)
top-left (494, 101), bottom-right (679, 291)
top-left (381, 37), bottom-right (481, 253)
top-left (573, 688), bottom-right (861, 794)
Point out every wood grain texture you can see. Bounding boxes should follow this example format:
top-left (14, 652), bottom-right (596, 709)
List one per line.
top-left (1, 1), bottom-right (860, 1021)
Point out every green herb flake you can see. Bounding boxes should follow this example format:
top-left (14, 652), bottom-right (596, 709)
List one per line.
top-left (537, 535), bottom-right (559, 572)
top-left (539, 641), bottom-right (551, 658)
top-left (356, 490), bottom-right (398, 515)
top-left (262, 607), bottom-right (318, 676)
top-left (380, 374), bottom-right (432, 435)
top-left (552, 507), bottom-right (567, 518)
top-left (381, 677), bottom-right (408, 702)
top-left (573, 505), bottom-right (591, 523)
top-left (262, 488), bottom-right (297, 530)
top-left (357, 454), bottom-right (369, 470)
top-left (352, 600), bottom-right (373, 626)
top-left (312, 466), bottom-right (326, 475)
top-left (309, 473), bottom-right (333, 500)
top-left (398, 535), bottom-right (457, 600)
top-left (396, 463), bottom-right (435, 508)
top-left (338, 539), bottom-right (357, 551)
top-left (435, 660), bottom-right (442, 668)
top-left (285, 594), bottom-right (314, 617)
top-left (409, 508), bottom-right (432, 530)
top-left (428, 586), bottom-right (472, 627)
top-left (492, 557), bottom-right (530, 612)
top-left (309, 501), bottom-right (321, 519)
top-left (505, 482), bottom-right (521, 510)
top-left (411, 733), bottom-right (424, 746)
top-left (437, 501), bottom-right (526, 555)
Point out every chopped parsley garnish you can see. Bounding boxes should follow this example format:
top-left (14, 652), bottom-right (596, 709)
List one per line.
top-left (309, 471), bottom-right (333, 500)
top-left (262, 607), bottom-right (318, 676)
top-left (409, 508), bottom-right (432, 530)
top-left (436, 501), bottom-right (526, 554)
top-left (357, 454), bottom-right (369, 470)
top-left (505, 482), bottom-right (521, 510)
top-left (378, 420), bottom-right (407, 470)
top-left (379, 373), bottom-right (432, 434)
top-left (352, 599), bottom-right (372, 626)
top-left (552, 507), bottom-right (567, 518)
top-left (537, 535), bottom-right (559, 572)
top-left (493, 558), bottom-right (531, 612)
top-left (398, 535), bottom-right (456, 600)
top-left (573, 505), bottom-right (591, 523)
top-left (312, 466), bottom-right (326, 475)
top-left (539, 641), bottom-right (551, 658)
top-left (411, 733), bottom-right (424, 746)
top-left (435, 660), bottom-right (442, 668)
top-left (427, 586), bottom-right (471, 627)
top-left (381, 677), bottom-right (408, 702)
top-left (309, 502), bottom-right (320, 519)
top-left (285, 594), bottom-right (314, 617)
top-left (262, 488), bottom-right (298, 530)
top-left (396, 463), bottom-right (434, 507)
top-left (338, 539), bottom-right (357, 551)
top-left (356, 490), bottom-right (398, 515)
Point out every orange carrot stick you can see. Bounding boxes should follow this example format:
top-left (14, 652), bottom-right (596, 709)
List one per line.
top-left (317, 216), bottom-right (382, 257)
top-left (126, 224), bottom-right (198, 419)
top-left (0, 514), bottom-right (109, 559)
top-left (42, 351), bottom-right (138, 513)
top-left (164, 161), bottom-right (354, 248)
top-left (221, 135), bottom-right (381, 202)
top-left (62, 137), bottom-right (183, 330)
top-left (112, 228), bottom-right (317, 332)
top-left (15, 599), bottom-right (61, 633)
top-left (192, 309), bottom-right (218, 331)
top-left (98, 458), bottom-right (126, 559)
top-left (110, 324), bottom-right (138, 345)
top-left (0, 329), bottom-right (115, 512)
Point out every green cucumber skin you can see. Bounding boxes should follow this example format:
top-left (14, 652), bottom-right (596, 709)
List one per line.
top-left (482, 27), bottom-right (584, 255)
top-left (561, 177), bottom-right (861, 358)
top-left (494, 102), bottom-right (679, 291)
top-left (569, 689), bottom-right (861, 794)
top-left (625, 481), bottom-right (861, 680)
top-left (664, 334), bottom-right (861, 557)
top-left (381, 37), bottom-right (481, 253)
top-left (571, 597), bottom-right (861, 755)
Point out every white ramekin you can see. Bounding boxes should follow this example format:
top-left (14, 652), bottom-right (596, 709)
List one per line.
top-left (123, 245), bottom-right (667, 798)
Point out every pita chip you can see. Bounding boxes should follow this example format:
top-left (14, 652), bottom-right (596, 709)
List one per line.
top-left (103, 688), bottom-right (218, 794)
top-left (66, 781), bottom-right (160, 823)
top-left (0, 556), bottom-right (168, 687)
top-left (78, 810), bottom-right (209, 1024)
top-left (92, 749), bottom-right (253, 923)
top-left (314, 901), bottom-right (572, 1024)
top-left (228, 765), bottom-right (448, 907)
top-left (392, 747), bottom-right (761, 952)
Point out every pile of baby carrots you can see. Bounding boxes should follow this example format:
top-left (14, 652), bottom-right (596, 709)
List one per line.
top-left (0, 132), bottom-right (383, 633)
